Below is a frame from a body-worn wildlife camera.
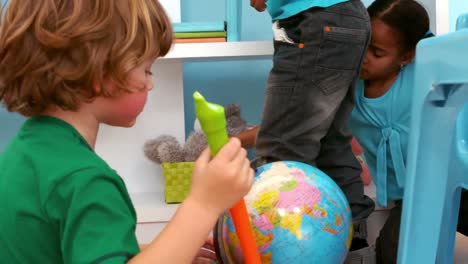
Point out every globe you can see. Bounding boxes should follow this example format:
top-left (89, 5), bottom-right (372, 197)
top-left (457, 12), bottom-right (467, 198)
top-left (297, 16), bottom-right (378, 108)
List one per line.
top-left (214, 161), bottom-right (353, 264)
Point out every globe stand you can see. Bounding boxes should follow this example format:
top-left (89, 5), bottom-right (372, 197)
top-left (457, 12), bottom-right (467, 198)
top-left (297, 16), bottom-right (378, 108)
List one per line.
top-left (213, 213), bottom-right (232, 264)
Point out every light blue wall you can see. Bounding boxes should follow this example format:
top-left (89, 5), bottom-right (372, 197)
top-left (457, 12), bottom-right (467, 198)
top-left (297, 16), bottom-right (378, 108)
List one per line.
top-left (450, 0), bottom-right (468, 31)
top-left (0, 109), bottom-right (24, 151)
top-left (0, 0), bottom-right (25, 152)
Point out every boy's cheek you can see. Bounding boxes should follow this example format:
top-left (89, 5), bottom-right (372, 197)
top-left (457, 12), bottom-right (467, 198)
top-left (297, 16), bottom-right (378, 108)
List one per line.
top-left (110, 91), bottom-right (148, 125)
top-left (121, 91), bottom-right (148, 114)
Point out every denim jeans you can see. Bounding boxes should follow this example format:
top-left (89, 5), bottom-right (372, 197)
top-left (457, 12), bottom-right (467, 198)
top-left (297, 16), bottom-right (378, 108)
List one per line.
top-left (254, 0), bottom-right (375, 238)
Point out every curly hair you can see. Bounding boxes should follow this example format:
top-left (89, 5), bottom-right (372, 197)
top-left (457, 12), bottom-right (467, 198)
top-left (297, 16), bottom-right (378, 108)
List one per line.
top-left (0, 0), bottom-right (173, 116)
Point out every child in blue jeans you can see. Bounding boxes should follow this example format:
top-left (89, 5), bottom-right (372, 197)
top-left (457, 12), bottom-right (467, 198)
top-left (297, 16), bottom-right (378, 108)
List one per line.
top-left (349, 0), bottom-right (468, 263)
top-left (249, 0), bottom-right (375, 253)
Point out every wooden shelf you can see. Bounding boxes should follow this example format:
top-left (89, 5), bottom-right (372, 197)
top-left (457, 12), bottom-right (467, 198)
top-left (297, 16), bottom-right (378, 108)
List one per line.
top-left (158, 41), bottom-right (273, 63)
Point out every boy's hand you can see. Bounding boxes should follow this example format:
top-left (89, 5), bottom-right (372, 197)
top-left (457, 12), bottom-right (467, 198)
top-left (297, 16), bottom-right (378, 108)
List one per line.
top-left (188, 138), bottom-right (254, 216)
top-left (250, 0), bottom-right (267, 12)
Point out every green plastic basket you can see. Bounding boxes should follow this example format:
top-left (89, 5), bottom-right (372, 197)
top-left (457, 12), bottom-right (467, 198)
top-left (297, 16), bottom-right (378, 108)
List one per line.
top-left (161, 162), bottom-right (194, 204)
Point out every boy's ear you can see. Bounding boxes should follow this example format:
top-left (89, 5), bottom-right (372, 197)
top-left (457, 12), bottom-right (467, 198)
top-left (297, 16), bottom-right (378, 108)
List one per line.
top-left (93, 81), bottom-right (103, 94)
top-left (401, 49), bottom-right (416, 65)
top-left (93, 79), bottom-right (113, 95)
top-left (93, 85), bottom-right (102, 94)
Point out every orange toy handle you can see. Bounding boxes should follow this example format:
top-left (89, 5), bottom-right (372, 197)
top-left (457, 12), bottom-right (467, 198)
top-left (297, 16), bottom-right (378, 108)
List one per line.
top-left (229, 200), bottom-right (262, 263)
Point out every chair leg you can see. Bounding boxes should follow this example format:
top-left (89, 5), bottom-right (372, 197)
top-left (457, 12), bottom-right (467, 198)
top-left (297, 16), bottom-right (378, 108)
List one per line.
top-left (436, 187), bottom-right (462, 263)
top-left (438, 105), bottom-right (468, 262)
top-left (436, 103), bottom-right (468, 260)
top-left (398, 104), bottom-right (459, 264)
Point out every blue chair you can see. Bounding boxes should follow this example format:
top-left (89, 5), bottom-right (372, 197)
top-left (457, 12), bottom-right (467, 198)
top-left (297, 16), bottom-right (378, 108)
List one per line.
top-left (457, 13), bottom-right (468, 30)
top-left (398, 14), bottom-right (468, 263)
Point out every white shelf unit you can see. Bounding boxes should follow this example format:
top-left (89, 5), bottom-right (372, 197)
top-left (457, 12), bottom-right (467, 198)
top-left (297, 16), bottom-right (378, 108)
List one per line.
top-left (158, 41), bottom-right (273, 62)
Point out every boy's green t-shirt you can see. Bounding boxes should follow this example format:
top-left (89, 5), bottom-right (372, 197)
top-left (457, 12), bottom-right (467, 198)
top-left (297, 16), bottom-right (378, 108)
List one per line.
top-left (0, 116), bottom-right (140, 263)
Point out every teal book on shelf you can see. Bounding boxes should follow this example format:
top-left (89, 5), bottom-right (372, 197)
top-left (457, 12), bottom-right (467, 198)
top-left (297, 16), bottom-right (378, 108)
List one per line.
top-left (173, 22), bottom-right (225, 33)
top-left (174, 31), bottom-right (227, 39)
top-left (172, 0), bottom-right (241, 42)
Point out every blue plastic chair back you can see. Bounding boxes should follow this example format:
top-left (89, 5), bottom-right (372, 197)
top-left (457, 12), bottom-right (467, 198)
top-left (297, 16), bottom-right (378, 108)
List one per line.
top-left (398, 14), bottom-right (468, 263)
top-left (456, 12), bottom-right (468, 30)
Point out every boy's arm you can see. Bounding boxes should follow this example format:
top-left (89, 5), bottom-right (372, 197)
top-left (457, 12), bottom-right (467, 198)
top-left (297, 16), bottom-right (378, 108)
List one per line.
top-left (250, 0), bottom-right (267, 12)
top-left (128, 197), bottom-right (218, 263)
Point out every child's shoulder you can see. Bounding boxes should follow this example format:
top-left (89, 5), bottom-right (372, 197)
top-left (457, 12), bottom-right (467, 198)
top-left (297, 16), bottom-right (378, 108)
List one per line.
top-left (1, 116), bottom-right (121, 194)
top-left (14, 117), bottom-right (107, 164)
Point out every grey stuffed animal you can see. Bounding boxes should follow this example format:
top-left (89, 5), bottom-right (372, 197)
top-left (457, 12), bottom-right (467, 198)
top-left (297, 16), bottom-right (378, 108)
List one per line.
top-left (182, 131), bottom-right (207, 162)
top-left (144, 103), bottom-right (248, 163)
